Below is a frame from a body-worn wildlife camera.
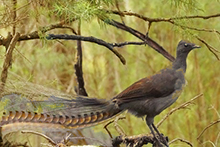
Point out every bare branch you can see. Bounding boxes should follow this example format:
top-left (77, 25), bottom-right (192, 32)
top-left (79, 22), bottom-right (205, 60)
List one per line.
top-left (197, 119), bottom-right (220, 142)
top-left (170, 21), bottom-right (220, 35)
top-left (196, 37), bottom-right (220, 60)
top-left (156, 93), bottom-right (203, 128)
top-left (169, 138), bottom-right (193, 147)
top-left (112, 133), bottom-right (168, 147)
top-left (74, 20), bottom-right (88, 96)
top-left (104, 116), bottom-right (126, 138)
top-left (107, 10), bottom-right (220, 22)
top-left (12, 0), bottom-right (17, 35)
top-left (110, 41), bottom-right (146, 47)
top-left (21, 130), bottom-right (56, 145)
top-left (106, 19), bottom-right (175, 62)
top-left (107, 10), bottom-right (220, 35)
top-left (18, 22), bottom-right (77, 41)
top-left (0, 32), bottom-right (20, 93)
top-left (47, 34), bottom-right (126, 64)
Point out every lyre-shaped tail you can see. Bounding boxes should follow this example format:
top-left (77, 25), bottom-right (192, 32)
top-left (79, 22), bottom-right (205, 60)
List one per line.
top-left (0, 94), bottom-right (122, 134)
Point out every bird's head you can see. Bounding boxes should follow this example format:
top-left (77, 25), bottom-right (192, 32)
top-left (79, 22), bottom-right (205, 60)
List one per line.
top-left (176, 40), bottom-right (200, 55)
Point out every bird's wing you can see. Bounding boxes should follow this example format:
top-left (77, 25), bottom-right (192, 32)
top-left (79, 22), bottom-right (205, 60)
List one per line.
top-left (113, 68), bottom-right (184, 104)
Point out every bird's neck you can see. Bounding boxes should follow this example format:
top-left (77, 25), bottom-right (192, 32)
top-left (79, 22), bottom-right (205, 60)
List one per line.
top-left (172, 53), bottom-right (188, 73)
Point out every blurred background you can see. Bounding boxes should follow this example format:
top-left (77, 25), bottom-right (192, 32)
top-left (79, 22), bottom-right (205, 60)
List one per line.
top-left (0, 0), bottom-right (219, 146)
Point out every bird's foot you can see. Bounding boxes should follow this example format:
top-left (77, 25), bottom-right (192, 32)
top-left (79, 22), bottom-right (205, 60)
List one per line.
top-left (157, 133), bottom-right (169, 147)
top-left (152, 137), bottom-right (164, 147)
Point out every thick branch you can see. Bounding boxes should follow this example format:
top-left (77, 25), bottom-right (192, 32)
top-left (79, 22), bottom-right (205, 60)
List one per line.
top-left (106, 19), bottom-right (175, 62)
top-left (74, 20), bottom-right (88, 96)
top-left (47, 34), bottom-right (126, 64)
top-left (112, 134), bottom-right (168, 147)
top-left (0, 33), bottom-right (20, 93)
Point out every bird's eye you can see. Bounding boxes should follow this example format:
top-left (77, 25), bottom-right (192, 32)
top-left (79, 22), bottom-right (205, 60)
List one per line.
top-left (184, 43), bottom-right (188, 47)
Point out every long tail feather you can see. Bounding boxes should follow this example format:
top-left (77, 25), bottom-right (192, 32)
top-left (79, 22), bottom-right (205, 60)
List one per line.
top-left (0, 94), bottom-right (122, 132)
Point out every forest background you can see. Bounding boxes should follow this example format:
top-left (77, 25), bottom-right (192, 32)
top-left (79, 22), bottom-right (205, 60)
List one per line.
top-left (0, 0), bottom-right (220, 147)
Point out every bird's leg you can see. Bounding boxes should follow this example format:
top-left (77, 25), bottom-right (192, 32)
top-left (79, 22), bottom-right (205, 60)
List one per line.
top-left (152, 123), bottom-right (169, 147)
top-left (146, 117), bottom-right (163, 146)
top-left (148, 124), bottom-right (163, 147)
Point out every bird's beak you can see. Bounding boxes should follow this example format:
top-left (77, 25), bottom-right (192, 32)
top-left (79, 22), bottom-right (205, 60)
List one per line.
top-left (193, 44), bottom-right (201, 49)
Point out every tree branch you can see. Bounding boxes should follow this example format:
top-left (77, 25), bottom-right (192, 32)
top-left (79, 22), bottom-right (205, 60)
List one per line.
top-left (196, 36), bottom-right (220, 60)
top-left (107, 10), bottom-right (220, 22)
top-left (106, 19), bottom-right (175, 62)
top-left (197, 119), bottom-right (220, 142)
top-left (169, 138), bottom-right (193, 147)
top-left (112, 134), bottom-right (168, 147)
top-left (47, 34), bottom-right (127, 64)
top-left (156, 93), bottom-right (203, 128)
top-left (0, 32), bottom-right (20, 93)
top-left (74, 20), bottom-right (88, 96)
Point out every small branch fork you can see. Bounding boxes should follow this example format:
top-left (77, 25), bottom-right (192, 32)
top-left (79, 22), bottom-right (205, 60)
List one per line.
top-left (197, 119), bottom-right (220, 143)
top-left (0, 32), bottom-right (20, 93)
top-left (107, 10), bottom-right (220, 23)
top-left (156, 93), bottom-right (203, 128)
top-left (106, 10), bottom-right (220, 60)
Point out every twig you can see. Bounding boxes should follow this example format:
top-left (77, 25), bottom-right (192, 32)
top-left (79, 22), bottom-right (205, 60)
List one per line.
top-left (107, 10), bottom-right (220, 22)
top-left (12, 0), bottom-right (17, 35)
top-left (170, 21), bottom-right (220, 35)
top-left (110, 41), bottom-right (146, 47)
top-left (114, 116), bottom-right (126, 136)
top-left (56, 133), bottom-right (72, 147)
top-left (16, 19), bottom-right (77, 42)
top-left (197, 119), bottom-right (220, 142)
top-left (104, 116), bottom-right (126, 138)
top-left (196, 36), bottom-right (220, 60)
top-left (21, 130), bottom-right (57, 145)
top-left (156, 93), bottom-right (203, 128)
top-left (169, 138), bottom-right (193, 147)
top-left (0, 32), bottom-right (20, 93)
top-left (47, 34), bottom-right (126, 64)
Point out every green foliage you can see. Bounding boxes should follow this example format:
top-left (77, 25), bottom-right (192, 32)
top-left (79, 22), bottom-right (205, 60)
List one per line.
top-left (51, 0), bottom-right (114, 21)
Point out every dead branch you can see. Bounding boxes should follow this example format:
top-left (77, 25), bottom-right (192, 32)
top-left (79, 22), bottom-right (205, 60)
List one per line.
top-left (21, 130), bottom-right (57, 145)
top-left (104, 116), bottom-right (126, 138)
top-left (197, 119), bottom-right (220, 142)
top-left (170, 21), bottom-right (220, 35)
top-left (12, 0), bottom-right (17, 35)
top-left (196, 36), bottom-right (220, 60)
top-left (112, 134), bottom-right (168, 147)
top-left (156, 93), bottom-right (203, 128)
top-left (74, 20), bottom-right (88, 96)
top-left (106, 19), bottom-right (175, 62)
top-left (107, 10), bottom-right (220, 23)
top-left (106, 11), bottom-right (220, 60)
top-left (169, 138), bottom-right (193, 147)
top-left (47, 34), bottom-right (126, 64)
top-left (0, 32), bottom-right (20, 93)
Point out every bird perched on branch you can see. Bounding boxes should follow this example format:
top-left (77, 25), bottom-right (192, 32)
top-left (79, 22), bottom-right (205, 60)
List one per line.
top-left (1, 40), bottom-right (200, 147)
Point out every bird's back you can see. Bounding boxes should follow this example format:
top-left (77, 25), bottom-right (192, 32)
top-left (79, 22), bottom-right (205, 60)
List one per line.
top-left (112, 67), bottom-right (186, 117)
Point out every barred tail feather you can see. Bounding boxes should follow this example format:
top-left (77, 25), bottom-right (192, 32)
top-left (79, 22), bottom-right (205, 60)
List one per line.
top-left (0, 94), bottom-right (122, 136)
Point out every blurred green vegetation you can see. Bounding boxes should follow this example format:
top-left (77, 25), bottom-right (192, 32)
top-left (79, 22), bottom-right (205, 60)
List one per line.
top-left (0, 0), bottom-right (220, 146)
